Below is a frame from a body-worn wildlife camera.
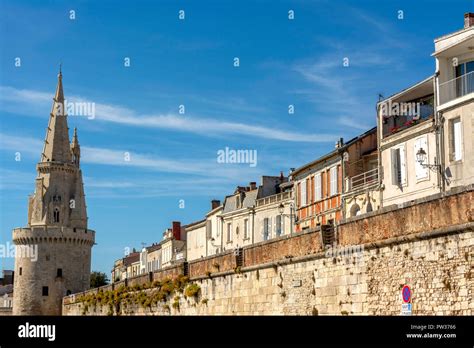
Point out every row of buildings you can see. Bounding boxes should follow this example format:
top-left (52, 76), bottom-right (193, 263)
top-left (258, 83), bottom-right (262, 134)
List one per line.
top-left (111, 13), bottom-right (473, 282)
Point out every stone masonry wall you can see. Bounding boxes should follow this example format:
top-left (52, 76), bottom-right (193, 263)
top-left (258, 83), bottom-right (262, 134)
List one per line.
top-left (63, 228), bottom-right (473, 315)
top-left (63, 188), bottom-right (474, 315)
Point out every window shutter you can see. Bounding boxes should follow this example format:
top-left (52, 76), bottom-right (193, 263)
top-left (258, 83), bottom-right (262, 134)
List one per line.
top-left (399, 146), bottom-right (406, 185)
top-left (454, 119), bottom-right (462, 161)
top-left (270, 217), bottom-right (273, 239)
top-left (206, 220), bottom-right (212, 239)
top-left (414, 137), bottom-right (428, 180)
top-left (330, 167), bottom-right (337, 195)
top-left (313, 174), bottom-right (317, 201)
top-left (391, 148), bottom-right (399, 185)
top-left (301, 181), bottom-right (307, 206)
top-left (315, 173), bottom-right (321, 201)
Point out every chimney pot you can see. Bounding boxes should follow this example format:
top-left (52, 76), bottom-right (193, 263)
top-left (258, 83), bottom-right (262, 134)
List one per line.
top-left (465, 13), bottom-right (474, 28)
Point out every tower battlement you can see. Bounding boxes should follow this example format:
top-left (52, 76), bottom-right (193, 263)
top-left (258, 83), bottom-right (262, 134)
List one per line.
top-left (12, 227), bottom-right (95, 246)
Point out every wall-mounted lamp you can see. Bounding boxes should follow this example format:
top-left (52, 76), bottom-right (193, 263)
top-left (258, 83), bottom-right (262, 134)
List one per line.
top-left (416, 147), bottom-right (440, 171)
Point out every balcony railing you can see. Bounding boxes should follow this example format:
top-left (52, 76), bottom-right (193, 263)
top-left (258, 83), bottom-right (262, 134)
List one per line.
top-left (439, 71), bottom-right (474, 105)
top-left (256, 191), bottom-right (292, 207)
top-left (347, 168), bottom-right (379, 192)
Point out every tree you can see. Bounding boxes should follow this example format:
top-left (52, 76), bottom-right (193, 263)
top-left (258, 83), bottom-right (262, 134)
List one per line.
top-left (90, 271), bottom-right (109, 288)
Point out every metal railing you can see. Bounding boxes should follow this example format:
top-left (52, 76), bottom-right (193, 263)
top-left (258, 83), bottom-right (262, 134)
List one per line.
top-left (348, 168), bottom-right (379, 192)
top-left (439, 71), bottom-right (474, 105)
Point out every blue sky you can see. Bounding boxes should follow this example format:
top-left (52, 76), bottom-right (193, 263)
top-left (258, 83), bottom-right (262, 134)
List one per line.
top-left (0, 0), bottom-right (471, 274)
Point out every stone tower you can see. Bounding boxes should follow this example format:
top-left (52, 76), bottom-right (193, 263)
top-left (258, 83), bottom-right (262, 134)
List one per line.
top-left (12, 70), bottom-right (95, 315)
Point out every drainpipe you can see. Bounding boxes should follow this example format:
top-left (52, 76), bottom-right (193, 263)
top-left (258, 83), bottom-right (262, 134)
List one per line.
top-left (434, 70), bottom-right (446, 193)
top-left (376, 102), bottom-right (384, 208)
top-left (340, 147), bottom-right (346, 220)
top-left (250, 207), bottom-right (255, 245)
top-left (220, 216), bottom-right (224, 253)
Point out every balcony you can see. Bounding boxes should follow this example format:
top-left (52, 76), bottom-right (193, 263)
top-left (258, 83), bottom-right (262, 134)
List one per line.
top-left (256, 190), bottom-right (292, 207)
top-left (346, 168), bottom-right (379, 192)
top-left (439, 71), bottom-right (474, 105)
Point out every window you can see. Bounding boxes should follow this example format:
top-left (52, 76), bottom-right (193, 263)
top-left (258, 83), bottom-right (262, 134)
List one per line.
top-left (300, 180), bottom-right (307, 206)
top-left (244, 219), bottom-right (249, 239)
top-left (414, 136), bottom-right (428, 180)
top-left (56, 268), bottom-right (62, 277)
top-left (53, 208), bottom-right (60, 223)
top-left (227, 223), bottom-right (232, 242)
top-left (276, 215), bottom-right (282, 236)
top-left (455, 61), bottom-right (474, 98)
top-left (42, 286), bottom-right (48, 296)
top-left (450, 118), bottom-right (462, 161)
top-left (391, 146), bottom-right (406, 185)
top-left (314, 173), bottom-right (322, 201)
top-left (19, 267), bottom-right (22, 276)
top-left (263, 218), bottom-right (270, 240)
top-left (330, 167), bottom-right (338, 196)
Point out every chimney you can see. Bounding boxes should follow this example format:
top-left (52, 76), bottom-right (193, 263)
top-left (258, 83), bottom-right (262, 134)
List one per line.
top-left (211, 199), bottom-right (220, 210)
top-left (249, 182), bottom-right (257, 190)
top-left (172, 221), bottom-right (181, 240)
top-left (465, 13), bottom-right (474, 28)
top-left (335, 137), bottom-right (344, 149)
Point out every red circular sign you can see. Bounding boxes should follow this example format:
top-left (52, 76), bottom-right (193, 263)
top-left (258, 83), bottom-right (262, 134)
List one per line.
top-left (402, 285), bottom-right (411, 303)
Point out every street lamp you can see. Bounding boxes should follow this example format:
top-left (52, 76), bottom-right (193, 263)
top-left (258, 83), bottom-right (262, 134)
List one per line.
top-left (278, 202), bottom-right (295, 236)
top-left (278, 203), bottom-right (284, 215)
top-left (416, 147), bottom-right (440, 171)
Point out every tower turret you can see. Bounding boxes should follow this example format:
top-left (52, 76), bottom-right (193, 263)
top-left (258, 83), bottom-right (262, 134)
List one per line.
top-left (71, 127), bottom-right (80, 167)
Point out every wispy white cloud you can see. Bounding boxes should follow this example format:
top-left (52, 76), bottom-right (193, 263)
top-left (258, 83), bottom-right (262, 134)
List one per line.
top-left (336, 116), bottom-right (370, 131)
top-left (0, 168), bottom-right (35, 190)
top-left (0, 86), bottom-right (336, 143)
top-left (0, 133), bottom-right (263, 180)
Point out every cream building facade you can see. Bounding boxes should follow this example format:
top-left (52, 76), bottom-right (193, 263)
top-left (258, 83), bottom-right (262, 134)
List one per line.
top-left (185, 219), bottom-right (207, 261)
top-left (254, 185), bottom-right (294, 242)
top-left (378, 13), bottom-right (473, 207)
top-left (435, 13), bottom-right (474, 190)
top-left (377, 76), bottom-right (439, 207)
top-left (220, 176), bottom-right (288, 251)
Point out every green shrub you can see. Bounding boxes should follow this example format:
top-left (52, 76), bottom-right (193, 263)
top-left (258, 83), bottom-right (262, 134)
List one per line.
top-left (184, 283), bottom-right (201, 298)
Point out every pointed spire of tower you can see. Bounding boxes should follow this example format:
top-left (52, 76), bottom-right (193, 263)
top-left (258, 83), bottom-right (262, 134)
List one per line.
top-left (55, 64), bottom-right (64, 102)
top-left (71, 127), bottom-right (81, 166)
top-left (41, 68), bottom-right (71, 163)
top-left (72, 127), bottom-right (79, 146)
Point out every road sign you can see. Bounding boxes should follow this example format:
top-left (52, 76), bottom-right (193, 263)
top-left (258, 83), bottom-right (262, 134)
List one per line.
top-left (402, 285), bottom-right (411, 303)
